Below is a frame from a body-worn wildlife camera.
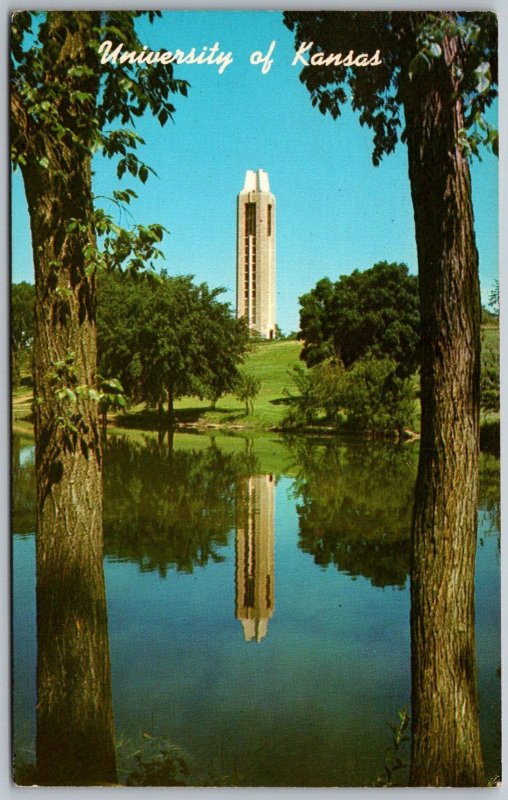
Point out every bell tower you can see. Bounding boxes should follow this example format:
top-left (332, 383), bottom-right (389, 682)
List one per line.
top-left (236, 169), bottom-right (276, 339)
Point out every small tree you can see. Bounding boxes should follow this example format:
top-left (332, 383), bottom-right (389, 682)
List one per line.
top-left (341, 357), bottom-right (415, 438)
top-left (488, 280), bottom-right (499, 317)
top-left (234, 372), bottom-right (261, 415)
top-left (284, 356), bottom-right (415, 437)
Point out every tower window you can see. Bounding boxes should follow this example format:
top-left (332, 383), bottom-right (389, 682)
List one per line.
top-left (267, 204), bottom-right (272, 236)
top-left (245, 203), bottom-right (256, 236)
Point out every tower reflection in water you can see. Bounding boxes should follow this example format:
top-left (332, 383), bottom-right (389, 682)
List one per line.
top-left (235, 474), bottom-right (275, 642)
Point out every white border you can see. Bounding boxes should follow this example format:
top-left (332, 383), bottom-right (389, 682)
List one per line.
top-left (3, 2), bottom-right (506, 799)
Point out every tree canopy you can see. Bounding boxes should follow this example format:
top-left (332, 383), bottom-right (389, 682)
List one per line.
top-left (299, 261), bottom-right (420, 379)
top-left (97, 270), bottom-right (250, 416)
top-left (283, 12), bottom-right (497, 165)
top-left (11, 281), bottom-right (35, 387)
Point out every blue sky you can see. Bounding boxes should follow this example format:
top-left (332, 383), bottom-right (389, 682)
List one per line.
top-left (11, 10), bottom-right (499, 334)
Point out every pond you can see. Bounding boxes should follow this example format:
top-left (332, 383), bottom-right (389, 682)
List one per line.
top-left (12, 432), bottom-right (501, 786)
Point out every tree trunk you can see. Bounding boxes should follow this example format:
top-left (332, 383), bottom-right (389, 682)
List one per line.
top-left (18, 14), bottom-right (117, 786)
top-left (101, 409), bottom-right (108, 439)
top-left (167, 386), bottom-right (175, 424)
top-left (403, 33), bottom-right (484, 786)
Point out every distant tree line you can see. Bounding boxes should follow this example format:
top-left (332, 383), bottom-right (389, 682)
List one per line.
top-left (12, 265), bottom-right (499, 427)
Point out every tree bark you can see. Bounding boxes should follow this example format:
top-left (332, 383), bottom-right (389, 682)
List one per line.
top-left (403, 32), bottom-right (484, 786)
top-left (167, 385), bottom-right (175, 424)
top-left (17, 14), bottom-right (117, 786)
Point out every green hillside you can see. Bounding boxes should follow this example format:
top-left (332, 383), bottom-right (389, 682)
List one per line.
top-left (13, 326), bottom-right (499, 438)
top-left (163, 339), bottom-right (303, 430)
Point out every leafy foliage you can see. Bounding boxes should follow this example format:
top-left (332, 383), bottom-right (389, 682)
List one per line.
top-left (97, 270), bottom-right (250, 415)
top-left (298, 262), bottom-right (420, 380)
top-left (283, 12), bottom-right (497, 165)
top-left (125, 737), bottom-right (190, 787)
top-left (11, 281), bottom-right (35, 388)
top-left (11, 11), bottom-right (190, 290)
top-left (480, 346), bottom-right (499, 414)
top-left (340, 358), bottom-right (415, 437)
top-left (11, 281), bottom-right (35, 352)
top-left (488, 280), bottom-right (499, 316)
top-left (376, 707), bottom-right (411, 787)
top-left (11, 12), bottom-right (188, 167)
top-left (283, 355), bottom-right (415, 437)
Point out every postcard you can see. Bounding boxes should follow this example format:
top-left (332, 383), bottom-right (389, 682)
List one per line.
top-left (10, 9), bottom-right (500, 789)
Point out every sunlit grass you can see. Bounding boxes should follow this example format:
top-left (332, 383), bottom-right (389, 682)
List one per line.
top-left (12, 324), bottom-right (499, 441)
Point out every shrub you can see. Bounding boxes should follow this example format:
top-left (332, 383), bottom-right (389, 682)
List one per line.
top-left (283, 356), bottom-right (415, 438)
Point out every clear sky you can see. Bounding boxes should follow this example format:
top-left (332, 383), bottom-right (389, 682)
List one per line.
top-left (11, 10), bottom-right (499, 334)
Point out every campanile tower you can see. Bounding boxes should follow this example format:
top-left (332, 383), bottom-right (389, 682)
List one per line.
top-left (236, 169), bottom-right (276, 339)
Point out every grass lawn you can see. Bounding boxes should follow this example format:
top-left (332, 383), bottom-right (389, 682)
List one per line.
top-left (112, 338), bottom-right (304, 432)
top-left (482, 324), bottom-right (499, 356)
top-left (12, 325), bottom-right (499, 441)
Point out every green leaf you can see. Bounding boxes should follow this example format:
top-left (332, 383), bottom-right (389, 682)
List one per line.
top-left (101, 377), bottom-right (123, 393)
top-left (476, 75), bottom-right (490, 94)
top-left (475, 61), bottom-right (490, 75)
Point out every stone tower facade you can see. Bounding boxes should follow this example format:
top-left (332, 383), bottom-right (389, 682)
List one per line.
top-left (235, 474), bottom-right (275, 642)
top-left (236, 169), bottom-right (276, 339)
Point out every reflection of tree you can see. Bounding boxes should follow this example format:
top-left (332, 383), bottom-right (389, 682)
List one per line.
top-left (102, 436), bottom-right (258, 576)
top-left (12, 437), bottom-right (36, 535)
top-left (290, 439), bottom-right (418, 588)
top-left (478, 453), bottom-right (500, 539)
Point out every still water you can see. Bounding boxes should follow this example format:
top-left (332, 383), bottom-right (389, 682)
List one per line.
top-left (12, 432), bottom-right (501, 786)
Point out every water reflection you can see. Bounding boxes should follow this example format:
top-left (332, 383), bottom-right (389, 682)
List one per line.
top-left (102, 436), bottom-right (258, 575)
top-left (12, 433), bottom-right (501, 785)
top-left (289, 439), bottom-right (418, 587)
top-left (235, 475), bottom-right (275, 642)
top-left (12, 436), bottom-right (35, 536)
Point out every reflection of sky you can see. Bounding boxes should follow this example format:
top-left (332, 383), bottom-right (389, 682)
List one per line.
top-left (12, 449), bottom-right (501, 786)
top-left (13, 447), bottom-right (500, 785)
top-left (18, 445), bottom-right (35, 467)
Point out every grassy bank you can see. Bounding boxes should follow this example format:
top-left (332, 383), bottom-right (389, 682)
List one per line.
top-left (12, 328), bottom-right (499, 445)
top-left (112, 339), bottom-right (303, 432)
top-left (12, 339), bottom-right (304, 436)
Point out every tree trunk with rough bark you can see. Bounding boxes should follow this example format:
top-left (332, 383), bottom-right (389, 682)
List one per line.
top-left (403, 32), bottom-right (484, 786)
top-left (15, 14), bottom-right (117, 786)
